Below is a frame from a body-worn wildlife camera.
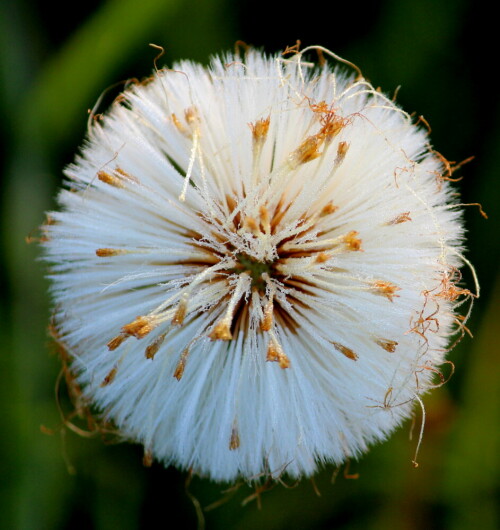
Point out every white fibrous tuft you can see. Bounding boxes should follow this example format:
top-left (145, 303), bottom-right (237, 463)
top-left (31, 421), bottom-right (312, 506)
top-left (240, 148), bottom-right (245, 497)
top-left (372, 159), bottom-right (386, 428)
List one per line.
top-left (42, 47), bottom-right (475, 482)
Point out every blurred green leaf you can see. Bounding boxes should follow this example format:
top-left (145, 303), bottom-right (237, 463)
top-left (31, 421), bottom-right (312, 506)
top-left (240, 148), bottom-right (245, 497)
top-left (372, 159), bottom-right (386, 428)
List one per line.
top-left (441, 275), bottom-right (500, 530)
top-left (21, 0), bottom-right (183, 146)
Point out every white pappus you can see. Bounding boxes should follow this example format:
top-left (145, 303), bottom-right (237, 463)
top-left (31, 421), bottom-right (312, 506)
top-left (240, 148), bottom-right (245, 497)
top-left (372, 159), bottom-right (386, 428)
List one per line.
top-left (42, 46), bottom-right (475, 482)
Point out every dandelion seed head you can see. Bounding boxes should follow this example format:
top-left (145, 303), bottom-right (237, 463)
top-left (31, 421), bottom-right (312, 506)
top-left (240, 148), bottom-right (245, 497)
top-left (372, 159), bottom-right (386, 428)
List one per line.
top-left (42, 47), bottom-right (473, 481)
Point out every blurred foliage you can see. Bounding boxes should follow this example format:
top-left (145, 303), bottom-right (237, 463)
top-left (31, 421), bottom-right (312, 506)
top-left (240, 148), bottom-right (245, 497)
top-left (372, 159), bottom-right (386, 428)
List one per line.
top-left (1, 0), bottom-right (498, 528)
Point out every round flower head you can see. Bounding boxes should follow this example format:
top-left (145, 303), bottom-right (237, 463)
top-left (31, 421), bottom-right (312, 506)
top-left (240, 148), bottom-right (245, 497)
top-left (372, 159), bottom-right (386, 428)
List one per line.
top-left (43, 46), bottom-right (473, 482)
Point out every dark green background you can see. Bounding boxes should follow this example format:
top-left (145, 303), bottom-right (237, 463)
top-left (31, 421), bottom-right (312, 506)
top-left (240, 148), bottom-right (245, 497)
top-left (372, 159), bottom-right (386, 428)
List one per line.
top-left (1, 1), bottom-right (498, 528)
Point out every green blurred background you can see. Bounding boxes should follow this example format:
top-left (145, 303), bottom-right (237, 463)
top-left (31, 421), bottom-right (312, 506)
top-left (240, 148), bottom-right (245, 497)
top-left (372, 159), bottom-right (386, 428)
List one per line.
top-left (1, 0), bottom-right (498, 528)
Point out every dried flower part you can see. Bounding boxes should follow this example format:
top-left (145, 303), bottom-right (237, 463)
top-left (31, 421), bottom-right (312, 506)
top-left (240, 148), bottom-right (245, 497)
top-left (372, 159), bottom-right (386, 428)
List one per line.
top-left (250, 116), bottom-right (271, 145)
top-left (107, 334), bottom-right (127, 351)
top-left (101, 366), bottom-right (118, 387)
top-left (315, 252), bottom-right (331, 264)
top-left (371, 281), bottom-right (401, 302)
top-left (386, 212), bottom-right (412, 225)
top-left (320, 201), bottom-right (338, 217)
top-left (229, 425), bottom-right (240, 450)
top-left (42, 48), bottom-right (473, 482)
top-left (184, 105), bottom-right (200, 126)
top-left (209, 320), bottom-right (233, 341)
top-left (343, 231), bottom-right (362, 251)
top-left (375, 339), bottom-right (399, 353)
top-left (121, 316), bottom-right (156, 338)
top-left (97, 170), bottom-right (124, 188)
top-left (335, 141), bottom-right (350, 162)
top-left (173, 349), bottom-right (190, 381)
top-left (266, 339), bottom-right (290, 368)
top-left (143, 449), bottom-right (153, 467)
top-left (290, 134), bottom-right (324, 166)
top-left (145, 333), bottom-right (166, 360)
top-left (96, 248), bottom-right (128, 257)
top-left (172, 298), bottom-right (188, 326)
top-left (331, 341), bottom-right (358, 361)
top-left (260, 298), bottom-right (274, 331)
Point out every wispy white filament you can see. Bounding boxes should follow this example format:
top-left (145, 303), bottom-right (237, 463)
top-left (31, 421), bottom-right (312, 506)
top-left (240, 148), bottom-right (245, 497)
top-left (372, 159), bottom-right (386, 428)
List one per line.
top-left (43, 48), bottom-right (472, 482)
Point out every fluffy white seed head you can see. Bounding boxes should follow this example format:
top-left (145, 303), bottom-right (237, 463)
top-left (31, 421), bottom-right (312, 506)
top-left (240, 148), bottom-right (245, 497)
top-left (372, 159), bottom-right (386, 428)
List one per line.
top-left (42, 48), bottom-right (473, 482)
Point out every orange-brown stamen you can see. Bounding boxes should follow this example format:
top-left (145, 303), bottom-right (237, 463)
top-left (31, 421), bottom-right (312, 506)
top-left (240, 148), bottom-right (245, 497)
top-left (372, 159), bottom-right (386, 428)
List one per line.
top-left (375, 339), bottom-right (398, 353)
top-left (386, 212), bottom-right (412, 225)
top-left (343, 231), bottom-right (362, 251)
top-left (332, 341), bottom-right (358, 360)
top-left (145, 333), bottom-right (166, 360)
top-left (96, 248), bottom-right (127, 257)
top-left (229, 426), bottom-right (240, 450)
top-left (372, 281), bottom-right (400, 302)
top-left (107, 334), bottom-right (127, 351)
top-left (209, 320), bottom-right (233, 341)
top-left (101, 366), bottom-right (118, 387)
top-left (122, 316), bottom-right (155, 338)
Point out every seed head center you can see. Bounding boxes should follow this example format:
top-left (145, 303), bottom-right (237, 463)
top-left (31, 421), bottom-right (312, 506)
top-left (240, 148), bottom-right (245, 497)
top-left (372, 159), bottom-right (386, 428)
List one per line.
top-left (234, 253), bottom-right (273, 291)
